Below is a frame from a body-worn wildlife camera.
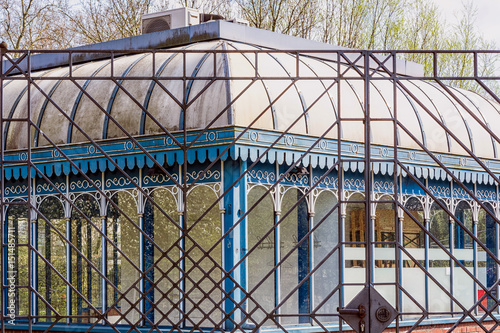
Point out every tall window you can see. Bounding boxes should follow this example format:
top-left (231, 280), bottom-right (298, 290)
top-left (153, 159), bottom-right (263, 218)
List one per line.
top-left (71, 194), bottom-right (102, 323)
top-left (280, 187), bottom-right (308, 325)
top-left (312, 191), bottom-right (339, 323)
top-left (106, 191), bottom-right (140, 324)
top-left (401, 197), bottom-right (425, 319)
top-left (185, 185), bottom-right (222, 327)
top-left (38, 197), bottom-right (66, 321)
top-left (247, 186), bottom-right (275, 326)
top-left (149, 188), bottom-right (180, 326)
top-left (5, 204), bottom-right (29, 317)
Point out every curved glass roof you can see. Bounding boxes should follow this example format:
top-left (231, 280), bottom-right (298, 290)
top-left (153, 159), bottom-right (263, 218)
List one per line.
top-left (3, 40), bottom-right (499, 159)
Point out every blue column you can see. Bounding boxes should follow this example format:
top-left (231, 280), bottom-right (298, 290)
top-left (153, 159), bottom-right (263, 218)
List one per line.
top-left (222, 159), bottom-right (247, 329)
top-left (486, 212), bottom-right (496, 308)
top-left (297, 190), bottom-right (309, 324)
top-left (143, 201), bottom-right (155, 324)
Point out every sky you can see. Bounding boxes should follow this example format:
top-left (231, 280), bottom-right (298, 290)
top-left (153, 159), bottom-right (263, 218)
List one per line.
top-left (432, 0), bottom-right (500, 48)
top-left (65, 0), bottom-right (500, 48)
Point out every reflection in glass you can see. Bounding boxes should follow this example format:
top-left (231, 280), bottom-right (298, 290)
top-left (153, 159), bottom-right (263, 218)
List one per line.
top-left (428, 200), bottom-right (451, 313)
top-left (149, 188), bottom-right (180, 326)
top-left (5, 204), bottom-right (29, 316)
top-left (476, 204), bottom-right (496, 311)
top-left (429, 200), bottom-right (450, 249)
top-left (373, 196), bottom-right (396, 306)
top-left (71, 194), bottom-right (102, 323)
top-left (344, 193), bottom-right (366, 304)
top-left (313, 191), bottom-right (338, 322)
top-left (186, 186), bottom-right (222, 327)
top-left (401, 197), bottom-right (425, 319)
top-left (247, 186), bottom-right (275, 325)
top-left (106, 191), bottom-right (140, 324)
top-left (38, 196), bottom-right (67, 321)
top-left (280, 188), bottom-right (309, 325)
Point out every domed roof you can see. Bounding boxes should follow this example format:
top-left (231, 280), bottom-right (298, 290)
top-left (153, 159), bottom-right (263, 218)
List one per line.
top-left (3, 40), bottom-right (500, 159)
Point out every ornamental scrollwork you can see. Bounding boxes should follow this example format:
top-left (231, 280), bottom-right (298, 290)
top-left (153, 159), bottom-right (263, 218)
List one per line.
top-left (343, 178), bottom-right (365, 191)
top-left (452, 187), bottom-right (471, 199)
top-left (36, 182), bottom-right (67, 193)
top-left (312, 175), bottom-right (338, 188)
top-left (428, 185), bottom-right (450, 198)
top-left (143, 173), bottom-right (179, 185)
top-left (4, 197), bottom-right (27, 204)
top-left (475, 189), bottom-right (496, 201)
top-left (70, 179), bottom-right (102, 191)
top-left (279, 173), bottom-right (309, 185)
top-left (5, 185), bottom-right (28, 196)
top-left (185, 170), bottom-right (221, 182)
top-left (247, 170), bottom-right (276, 183)
top-left (373, 181), bottom-right (394, 193)
top-left (105, 177), bottom-right (139, 188)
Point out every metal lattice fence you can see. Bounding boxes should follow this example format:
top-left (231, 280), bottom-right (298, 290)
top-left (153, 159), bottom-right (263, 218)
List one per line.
top-left (1, 45), bottom-right (500, 333)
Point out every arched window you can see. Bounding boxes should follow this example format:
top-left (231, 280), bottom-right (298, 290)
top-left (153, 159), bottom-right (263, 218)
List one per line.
top-left (147, 188), bottom-right (179, 326)
top-left (313, 190), bottom-right (339, 323)
top-left (344, 193), bottom-right (366, 303)
top-left (429, 200), bottom-right (450, 249)
top-left (476, 203), bottom-right (496, 311)
top-left (5, 203), bottom-right (29, 317)
top-left (454, 201), bottom-right (473, 250)
top-left (38, 196), bottom-right (66, 321)
top-left (374, 195), bottom-right (396, 306)
top-left (247, 185), bottom-right (275, 326)
top-left (428, 199), bottom-right (451, 313)
top-left (402, 197), bottom-right (425, 319)
top-left (106, 191), bottom-right (140, 324)
top-left (185, 185), bottom-right (222, 327)
top-left (280, 187), bottom-right (309, 325)
top-left (71, 194), bottom-right (101, 323)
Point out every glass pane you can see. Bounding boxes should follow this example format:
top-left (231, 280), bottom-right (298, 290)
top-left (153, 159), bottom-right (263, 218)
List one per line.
top-left (428, 200), bottom-right (451, 314)
top-left (247, 186), bottom-right (275, 326)
top-left (185, 186), bottom-right (222, 327)
top-left (150, 188), bottom-right (180, 326)
top-left (280, 187), bottom-right (309, 325)
top-left (71, 195), bottom-right (102, 323)
top-left (344, 193), bottom-right (366, 304)
top-left (477, 205), bottom-right (497, 311)
top-left (106, 191), bottom-right (140, 325)
top-left (453, 201), bottom-right (474, 312)
top-left (374, 197), bottom-right (396, 307)
top-left (6, 204), bottom-right (29, 317)
top-left (38, 196), bottom-right (67, 321)
top-left (401, 197), bottom-right (425, 319)
top-left (313, 191), bottom-right (339, 323)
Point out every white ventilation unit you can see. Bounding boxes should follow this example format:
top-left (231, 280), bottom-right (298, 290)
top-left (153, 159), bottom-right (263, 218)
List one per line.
top-left (142, 8), bottom-right (200, 34)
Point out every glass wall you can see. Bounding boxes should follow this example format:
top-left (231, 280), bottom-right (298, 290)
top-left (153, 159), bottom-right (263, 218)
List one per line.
top-left (312, 191), bottom-right (339, 323)
top-left (280, 187), bottom-right (308, 325)
top-left (401, 197), bottom-right (425, 319)
top-left (149, 188), bottom-right (180, 326)
top-left (247, 186), bottom-right (275, 326)
top-left (185, 185), bottom-right (222, 327)
top-left (344, 193), bottom-right (366, 304)
top-left (5, 204), bottom-right (29, 317)
top-left (71, 194), bottom-right (102, 323)
top-left (38, 196), bottom-right (67, 321)
top-left (106, 191), bottom-right (140, 325)
top-left (477, 203), bottom-right (497, 312)
top-left (428, 200), bottom-right (451, 314)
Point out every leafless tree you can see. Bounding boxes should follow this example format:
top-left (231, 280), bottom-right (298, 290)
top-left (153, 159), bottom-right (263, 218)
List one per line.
top-left (0, 0), bottom-right (73, 50)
